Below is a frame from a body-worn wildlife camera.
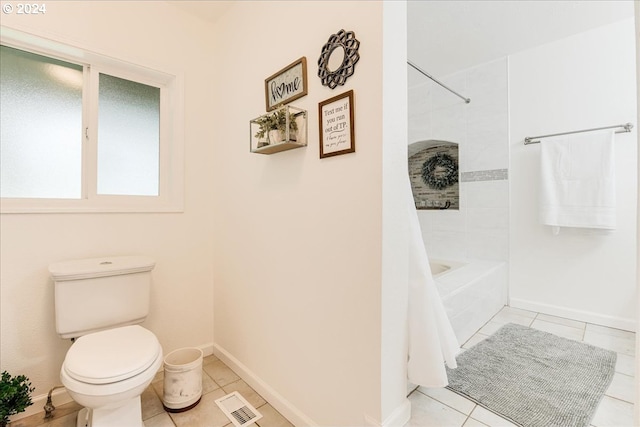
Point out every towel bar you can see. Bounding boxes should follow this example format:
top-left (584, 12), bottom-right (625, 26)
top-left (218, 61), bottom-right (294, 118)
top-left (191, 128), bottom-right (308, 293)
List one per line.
top-left (524, 123), bottom-right (633, 145)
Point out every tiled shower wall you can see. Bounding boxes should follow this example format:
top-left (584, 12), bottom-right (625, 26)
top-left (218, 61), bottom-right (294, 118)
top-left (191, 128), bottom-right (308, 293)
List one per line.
top-left (408, 58), bottom-right (509, 262)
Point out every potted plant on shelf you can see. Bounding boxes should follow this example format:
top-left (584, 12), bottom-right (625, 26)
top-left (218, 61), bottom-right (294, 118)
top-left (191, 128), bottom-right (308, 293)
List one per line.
top-left (1, 371), bottom-right (35, 427)
top-left (254, 105), bottom-right (299, 148)
top-left (254, 113), bottom-right (275, 148)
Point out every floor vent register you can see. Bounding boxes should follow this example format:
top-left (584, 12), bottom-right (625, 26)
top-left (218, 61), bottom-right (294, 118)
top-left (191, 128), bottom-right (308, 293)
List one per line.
top-left (215, 391), bottom-right (263, 427)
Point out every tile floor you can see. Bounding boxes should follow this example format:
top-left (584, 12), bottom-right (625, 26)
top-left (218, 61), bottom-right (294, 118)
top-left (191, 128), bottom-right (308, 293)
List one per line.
top-left (11, 354), bottom-right (294, 427)
top-left (406, 306), bottom-right (637, 427)
top-left (11, 306), bottom-right (637, 427)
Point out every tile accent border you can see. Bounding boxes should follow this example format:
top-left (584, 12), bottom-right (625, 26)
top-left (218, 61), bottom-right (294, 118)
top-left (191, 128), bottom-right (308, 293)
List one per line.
top-left (461, 168), bottom-right (508, 182)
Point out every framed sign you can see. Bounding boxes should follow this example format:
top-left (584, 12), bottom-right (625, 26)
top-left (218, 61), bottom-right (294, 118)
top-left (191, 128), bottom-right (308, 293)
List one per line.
top-left (265, 57), bottom-right (308, 111)
top-left (318, 90), bottom-right (355, 158)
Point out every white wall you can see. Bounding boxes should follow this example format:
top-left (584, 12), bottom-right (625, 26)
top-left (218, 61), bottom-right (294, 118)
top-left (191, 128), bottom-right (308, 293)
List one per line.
top-left (509, 18), bottom-right (637, 330)
top-left (381, 1), bottom-right (411, 424)
top-left (408, 58), bottom-right (509, 263)
top-left (209, 1), bottom-right (407, 425)
top-left (0, 1), bottom-right (217, 415)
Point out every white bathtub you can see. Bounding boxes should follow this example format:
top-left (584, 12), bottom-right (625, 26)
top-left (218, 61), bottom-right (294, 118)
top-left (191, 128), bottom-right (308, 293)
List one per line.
top-left (430, 259), bottom-right (507, 345)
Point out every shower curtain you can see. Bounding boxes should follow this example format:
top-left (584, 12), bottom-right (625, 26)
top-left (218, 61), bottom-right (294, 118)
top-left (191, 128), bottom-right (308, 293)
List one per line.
top-left (406, 179), bottom-right (460, 387)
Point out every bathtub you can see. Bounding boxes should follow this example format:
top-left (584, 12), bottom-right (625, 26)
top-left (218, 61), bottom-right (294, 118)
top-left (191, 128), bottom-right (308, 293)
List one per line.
top-left (430, 259), bottom-right (507, 345)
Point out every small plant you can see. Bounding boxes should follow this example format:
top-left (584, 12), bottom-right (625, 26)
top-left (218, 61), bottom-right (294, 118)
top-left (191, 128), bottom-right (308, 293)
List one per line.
top-left (0, 371), bottom-right (35, 427)
top-left (254, 105), bottom-right (299, 145)
top-left (253, 114), bottom-right (276, 142)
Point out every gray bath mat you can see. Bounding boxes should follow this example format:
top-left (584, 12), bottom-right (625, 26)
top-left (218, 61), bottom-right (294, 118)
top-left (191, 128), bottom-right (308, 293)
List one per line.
top-left (446, 323), bottom-right (616, 427)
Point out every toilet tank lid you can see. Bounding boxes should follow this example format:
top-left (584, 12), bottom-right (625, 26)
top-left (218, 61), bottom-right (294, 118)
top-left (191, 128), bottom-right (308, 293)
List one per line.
top-left (49, 256), bottom-right (156, 281)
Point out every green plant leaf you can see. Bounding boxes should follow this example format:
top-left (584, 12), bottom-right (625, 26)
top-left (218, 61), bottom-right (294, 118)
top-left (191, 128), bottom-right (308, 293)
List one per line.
top-left (0, 371), bottom-right (35, 425)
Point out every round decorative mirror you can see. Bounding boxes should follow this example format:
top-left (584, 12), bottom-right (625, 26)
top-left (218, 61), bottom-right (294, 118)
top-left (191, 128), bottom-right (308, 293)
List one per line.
top-left (327, 46), bottom-right (346, 72)
top-left (318, 29), bottom-right (360, 89)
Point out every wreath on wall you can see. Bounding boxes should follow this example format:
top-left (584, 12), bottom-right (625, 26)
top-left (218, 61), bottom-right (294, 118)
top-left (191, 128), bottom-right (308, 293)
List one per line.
top-left (421, 152), bottom-right (459, 190)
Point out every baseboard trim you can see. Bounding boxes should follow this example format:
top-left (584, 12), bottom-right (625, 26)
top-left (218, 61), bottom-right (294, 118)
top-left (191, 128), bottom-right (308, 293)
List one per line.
top-left (212, 343), bottom-right (317, 427)
top-left (14, 386), bottom-right (73, 422)
top-left (364, 399), bottom-right (411, 427)
top-left (509, 298), bottom-right (636, 332)
top-left (197, 342), bottom-right (215, 357)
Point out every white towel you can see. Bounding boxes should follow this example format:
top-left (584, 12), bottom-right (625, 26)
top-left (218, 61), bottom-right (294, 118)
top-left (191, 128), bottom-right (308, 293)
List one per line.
top-left (539, 129), bottom-right (616, 234)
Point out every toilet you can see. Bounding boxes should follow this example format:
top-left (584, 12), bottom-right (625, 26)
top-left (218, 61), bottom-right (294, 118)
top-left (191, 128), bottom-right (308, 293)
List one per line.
top-left (49, 256), bottom-right (163, 427)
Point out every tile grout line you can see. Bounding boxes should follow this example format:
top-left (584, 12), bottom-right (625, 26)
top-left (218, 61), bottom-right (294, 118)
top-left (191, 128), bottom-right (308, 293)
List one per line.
top-left (529, 312), bottom-right (538, 327)
top-left (418, 387), bottom-right (519, 427)
top-left (413, 388), bottom-right (475, 423)
top-left (603, 392), bottom-right (636, 406)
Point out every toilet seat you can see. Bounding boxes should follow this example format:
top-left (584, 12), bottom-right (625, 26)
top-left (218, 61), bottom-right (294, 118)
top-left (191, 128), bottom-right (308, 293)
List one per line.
top-left (64, 325), bottom-right (161, 385)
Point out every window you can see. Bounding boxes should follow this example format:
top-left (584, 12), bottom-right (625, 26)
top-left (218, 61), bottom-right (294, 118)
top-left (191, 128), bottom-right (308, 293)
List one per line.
top-left (1, 46), bottom-right (83, 199)
top-left (97, 73), bottom-right (160, 197)
top-left (0, 27), bottom-right (184, 213)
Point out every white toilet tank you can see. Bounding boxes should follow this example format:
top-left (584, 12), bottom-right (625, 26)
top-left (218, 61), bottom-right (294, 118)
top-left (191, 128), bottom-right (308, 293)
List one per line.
top-left (49, 256), bottom-right (156, 339)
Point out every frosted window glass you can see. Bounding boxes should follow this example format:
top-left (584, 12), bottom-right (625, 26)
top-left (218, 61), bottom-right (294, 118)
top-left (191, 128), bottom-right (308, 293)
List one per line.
top-left (97, 73), bottom-right (160, 196)
top-left (0, 45), bottom-right (83, 199)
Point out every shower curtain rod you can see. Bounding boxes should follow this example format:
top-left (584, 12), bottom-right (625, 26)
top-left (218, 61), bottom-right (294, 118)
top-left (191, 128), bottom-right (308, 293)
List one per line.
top-left (407, 60), bottom-right (471, 104)
top-left (524, 122), bottom-right (634, 145)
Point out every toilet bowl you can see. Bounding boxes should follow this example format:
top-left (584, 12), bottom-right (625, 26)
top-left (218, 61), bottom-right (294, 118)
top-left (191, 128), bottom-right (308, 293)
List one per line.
top-left (60, 325), bottom-right (163, 427)
top-left (50, 256), bottom-right (161, 427)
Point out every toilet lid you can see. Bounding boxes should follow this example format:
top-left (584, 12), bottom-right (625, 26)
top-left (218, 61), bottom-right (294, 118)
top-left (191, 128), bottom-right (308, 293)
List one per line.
top-left (64, 325), bottom-right (161, 384)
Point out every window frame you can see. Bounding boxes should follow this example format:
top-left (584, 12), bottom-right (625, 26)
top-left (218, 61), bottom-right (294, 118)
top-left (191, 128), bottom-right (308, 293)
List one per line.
top-left (0, 26), bottom-right (184, 213)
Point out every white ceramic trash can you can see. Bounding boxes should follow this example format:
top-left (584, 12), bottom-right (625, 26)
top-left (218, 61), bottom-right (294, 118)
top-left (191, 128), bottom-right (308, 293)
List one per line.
top-left (162, 347), bottom-right (203, 412)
